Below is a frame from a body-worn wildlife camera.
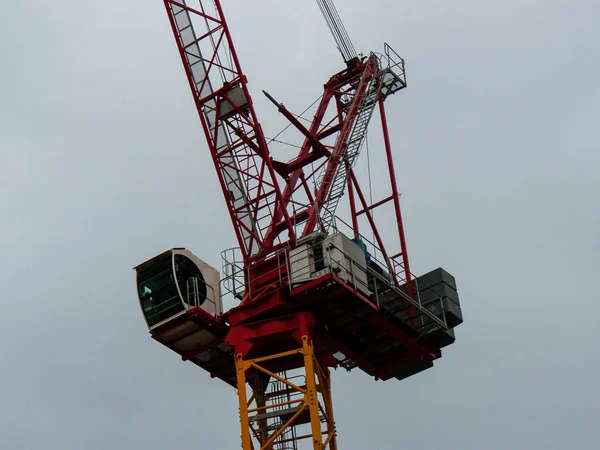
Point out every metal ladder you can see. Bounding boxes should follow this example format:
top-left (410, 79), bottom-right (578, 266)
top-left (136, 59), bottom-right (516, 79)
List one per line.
top-left (271, 377), bottom-right (298, 450)
top-left (250, 376), bottom-right (301, 450)
top-left (319, 67), bottom-right (383, 233)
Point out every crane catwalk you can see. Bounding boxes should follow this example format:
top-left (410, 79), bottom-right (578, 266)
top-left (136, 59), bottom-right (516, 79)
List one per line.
top-left (133, 1), bottom-right (464, 449)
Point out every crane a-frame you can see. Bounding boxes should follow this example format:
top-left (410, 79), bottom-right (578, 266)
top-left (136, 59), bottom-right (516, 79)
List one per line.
top-left (133, 1), bottom-right (463, 449)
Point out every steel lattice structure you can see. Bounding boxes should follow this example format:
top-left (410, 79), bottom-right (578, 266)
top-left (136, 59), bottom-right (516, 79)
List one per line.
top-left (163, 0), bottom-right (410, 284)
top-left (133, 2), bottom-right (464, 449)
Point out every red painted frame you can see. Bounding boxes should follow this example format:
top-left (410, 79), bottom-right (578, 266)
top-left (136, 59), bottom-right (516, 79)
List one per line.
top-left (164, 1), bottom-right (413, 291)
top-left (160, 0), bottom-right (426, 385)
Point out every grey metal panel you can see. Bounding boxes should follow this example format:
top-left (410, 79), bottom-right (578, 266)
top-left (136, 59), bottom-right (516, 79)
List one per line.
top-left (416, 267), bottom-right (457, 291)
top-left (442, 298), bottom-right (463, 328)
top-left (218, 85), bottom-right (248, 120)
top-left (386, 359), bottom-right (434, 381)
top-left (418, 283), bottom-right (462, 328)
top-left (289, 244), bottom-right (316, 285)
top-left (419, 282), bottom-right (460, 306)
top-left (322, 232), bottom-right (369, 296)
top-left (422, 327), bottom-right (456, 349)
top-left (413, 267), bottom-right (463, 328)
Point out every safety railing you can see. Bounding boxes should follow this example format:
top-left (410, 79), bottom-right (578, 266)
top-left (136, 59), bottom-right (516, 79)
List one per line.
top-left (185, 276), bottom-right (218, 316)
top-left (218, 226), bottom-right (450, 337)
top-left (246, 371), bottom-right (307, 450)
top-left (287, 233), bottom-right (447, 335)
top-left (328, 214), bottom-right (403, 281)
top-left (221, 247), bottom-right (246, 302)
top-left (267, 373), bottom-right (305, 450)
top-left (144, 294), bottom-right (184, 327)
top-left (220, 246), bottom-right (293, 306)
top-left (378, 43), bottom-right (407, 99)
top-left (308, 215), bottom-right (450, 332)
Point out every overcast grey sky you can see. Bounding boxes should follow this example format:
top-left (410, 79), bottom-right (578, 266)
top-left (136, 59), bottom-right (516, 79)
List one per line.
top-left (1, 0), bottom-right (599, 449)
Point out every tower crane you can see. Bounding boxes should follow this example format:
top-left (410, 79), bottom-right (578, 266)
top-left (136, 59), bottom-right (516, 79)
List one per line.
top-left (133, 1), bottom-right (464, 449)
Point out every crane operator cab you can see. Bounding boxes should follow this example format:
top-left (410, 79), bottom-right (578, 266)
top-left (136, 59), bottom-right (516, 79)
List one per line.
top-left (134, 249), bottom-right (236, 386)
top-left (134, 248), bottom-right (222, 330)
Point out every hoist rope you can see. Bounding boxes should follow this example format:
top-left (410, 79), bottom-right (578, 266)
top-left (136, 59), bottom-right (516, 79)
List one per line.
top-left (316, 0), bottom-right (358, 62)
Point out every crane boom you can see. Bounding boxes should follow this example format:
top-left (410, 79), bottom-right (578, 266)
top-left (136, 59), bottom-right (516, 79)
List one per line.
top-left (164, 1), bottom-right (407, 277)
top-left (163, 0), bottom-right (296, 263)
